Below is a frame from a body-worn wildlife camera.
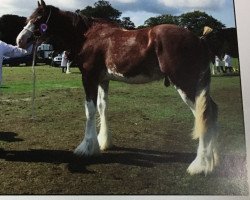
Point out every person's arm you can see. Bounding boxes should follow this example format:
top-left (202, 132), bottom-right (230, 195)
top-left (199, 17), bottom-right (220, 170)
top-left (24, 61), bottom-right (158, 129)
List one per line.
top-left (2, 42), bottom-right (28, 57)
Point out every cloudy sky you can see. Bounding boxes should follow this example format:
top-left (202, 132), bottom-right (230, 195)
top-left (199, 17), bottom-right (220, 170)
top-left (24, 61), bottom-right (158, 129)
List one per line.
top-left (0, 0), bottom-right (236, 28)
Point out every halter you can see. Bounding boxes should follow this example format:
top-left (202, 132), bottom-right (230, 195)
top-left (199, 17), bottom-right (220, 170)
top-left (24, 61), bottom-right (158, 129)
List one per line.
top-left (39, 8), bottom-right (51, 34)
top-left (23, 8), bottom-right (51, 36)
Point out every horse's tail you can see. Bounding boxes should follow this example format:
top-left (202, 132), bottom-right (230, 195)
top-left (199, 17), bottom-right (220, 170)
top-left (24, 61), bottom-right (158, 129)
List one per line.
top-left (193, 89), bottom-right (214, 140)
top-left (193, 27), bottom-right (216, 139)
top-left (192, 59), bottom-right (218, 140)
top-left (200, 26), bottom-right (213, 39)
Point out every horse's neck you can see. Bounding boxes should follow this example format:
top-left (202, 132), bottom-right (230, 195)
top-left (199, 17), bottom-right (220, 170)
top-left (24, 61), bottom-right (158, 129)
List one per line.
top-left (58, 12), bottom-right (86, 51)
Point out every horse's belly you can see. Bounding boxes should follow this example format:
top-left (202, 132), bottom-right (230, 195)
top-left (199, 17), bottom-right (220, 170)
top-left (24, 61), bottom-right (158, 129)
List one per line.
top-left (105, 69), bottom-right (164, 84)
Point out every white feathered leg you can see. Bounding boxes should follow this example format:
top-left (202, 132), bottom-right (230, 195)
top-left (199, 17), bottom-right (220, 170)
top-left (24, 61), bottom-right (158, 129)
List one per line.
top-left (74, 100), bottom-right (100, 156)
top-left (97, 81), bottom-right (112, 150)
top-left (187, 89), bottom-right (219, 175)
top-left (175, 87), bottom-right (219, 175)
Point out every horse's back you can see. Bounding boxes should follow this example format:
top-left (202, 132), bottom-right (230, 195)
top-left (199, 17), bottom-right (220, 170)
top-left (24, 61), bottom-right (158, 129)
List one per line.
top-left (151, 24), bottom-right (209, 74)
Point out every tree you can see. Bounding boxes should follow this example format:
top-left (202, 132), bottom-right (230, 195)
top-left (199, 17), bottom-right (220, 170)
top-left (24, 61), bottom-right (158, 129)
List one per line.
top-left (78, 0), bottom-right (135, 29)
top-left (79, 0), bottom-right (121, 21)
top-left (179, 11), bottom-right (225, 36)
top-left (0, 14), bottom-right (26, 45)
top-left (143, 14), bottom-right (179, 27)
top-left (118, 17), bottom-right (135, 30)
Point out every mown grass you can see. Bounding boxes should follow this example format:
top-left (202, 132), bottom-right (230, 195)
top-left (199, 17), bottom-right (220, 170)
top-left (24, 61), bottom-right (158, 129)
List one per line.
top-left (0, 66), bottom-right (248, 195)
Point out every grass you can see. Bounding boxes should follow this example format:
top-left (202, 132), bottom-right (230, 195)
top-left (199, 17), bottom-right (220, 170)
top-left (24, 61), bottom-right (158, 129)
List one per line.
top-left (0, 66), bottom-right (248, 195)
top-left (1, 66), bottom-right (82, 93)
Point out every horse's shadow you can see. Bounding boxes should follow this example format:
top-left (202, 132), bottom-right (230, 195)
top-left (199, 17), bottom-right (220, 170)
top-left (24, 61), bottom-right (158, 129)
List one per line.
top-left (0, 146), bottom-right (195, 173)
top-left (0, 132), bottom-right (23, 142)
top-left (0, 146), bottom-right (246, 178)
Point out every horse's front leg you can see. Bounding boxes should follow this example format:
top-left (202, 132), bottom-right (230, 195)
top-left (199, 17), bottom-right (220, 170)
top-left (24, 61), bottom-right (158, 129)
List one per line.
top-left (74, 74), bottom-right (100, 157)
top-left (97, 81), bottom-right (113, 150)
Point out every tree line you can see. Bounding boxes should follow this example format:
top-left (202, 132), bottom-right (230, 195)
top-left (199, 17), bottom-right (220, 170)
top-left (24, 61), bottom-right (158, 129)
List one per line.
top-left (0, 0), bottom-right (226, 45)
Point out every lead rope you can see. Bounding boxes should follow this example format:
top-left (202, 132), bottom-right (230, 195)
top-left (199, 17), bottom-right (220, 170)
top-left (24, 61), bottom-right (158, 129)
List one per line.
top-left (31, 41), bottom-right (38, 119)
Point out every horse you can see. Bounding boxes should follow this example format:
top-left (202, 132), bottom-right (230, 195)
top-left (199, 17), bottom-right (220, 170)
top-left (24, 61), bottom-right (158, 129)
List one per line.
top-left (16, 0), bottom-right (219, 175)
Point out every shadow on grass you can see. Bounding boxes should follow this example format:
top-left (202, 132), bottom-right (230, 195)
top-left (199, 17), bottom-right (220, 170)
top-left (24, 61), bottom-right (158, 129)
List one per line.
top-left (0, 86), bottom-right (9, 89)
top-left (0, 146), bottom-right (247, 178)
top-left (0, 146), bottom-right (195, 173)
top-left (0, 132), bottom-right (23, 142)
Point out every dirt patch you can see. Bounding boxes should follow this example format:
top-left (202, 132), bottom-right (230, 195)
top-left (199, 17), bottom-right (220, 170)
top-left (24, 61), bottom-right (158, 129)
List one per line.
top-left (0, 77), bottom-right (248, 195)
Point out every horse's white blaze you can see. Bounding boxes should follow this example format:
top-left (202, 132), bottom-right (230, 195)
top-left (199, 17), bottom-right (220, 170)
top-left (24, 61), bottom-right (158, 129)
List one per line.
top-left (16, 21), bottom-right (35, 48)
top-left (97, 84), bottom-right (112, 150)
top-left (74, 100), bottom-right (100, 156)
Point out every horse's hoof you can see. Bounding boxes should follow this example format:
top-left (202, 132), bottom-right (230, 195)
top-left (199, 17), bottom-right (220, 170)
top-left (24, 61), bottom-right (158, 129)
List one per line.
top-left (74, 138), bottom-right (100, 157)
top-left (97, 133), bottom-right (113, 151)
top-left (187, 156), bottom-right (215, 175)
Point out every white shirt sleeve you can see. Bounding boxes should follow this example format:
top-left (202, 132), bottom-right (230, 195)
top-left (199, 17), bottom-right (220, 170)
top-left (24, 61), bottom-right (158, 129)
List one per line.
top-left (0, 41), bottom-right (27, 58)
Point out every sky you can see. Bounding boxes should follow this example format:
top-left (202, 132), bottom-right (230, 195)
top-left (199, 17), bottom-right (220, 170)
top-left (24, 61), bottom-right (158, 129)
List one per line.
top-left (0, 0), bottom-right (236, 28)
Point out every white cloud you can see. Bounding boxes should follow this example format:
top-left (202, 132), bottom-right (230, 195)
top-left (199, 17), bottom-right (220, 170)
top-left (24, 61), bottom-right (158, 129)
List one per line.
top-left (121, 10), bottom-right (159, 26)
top-left (0, 0), bottom-right (93, 17)
top-left (111, 0), bottom-right (136, 3)
top-left (158, 0), bottom-right (226, 10)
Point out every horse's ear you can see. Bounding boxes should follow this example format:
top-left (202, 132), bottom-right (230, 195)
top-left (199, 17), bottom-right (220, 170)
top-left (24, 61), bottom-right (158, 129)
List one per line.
top-left (41, 0), bottom-right (46, 7)
top-left (38, 1), bottom-right (41, 7)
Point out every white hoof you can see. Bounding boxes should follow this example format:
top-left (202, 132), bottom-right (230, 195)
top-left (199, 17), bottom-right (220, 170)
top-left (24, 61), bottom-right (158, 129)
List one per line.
top-left (74, 138), bottom-right (100, 157)
top-left (187, 153), bottom-right (217, 175)
top-left (97, 133), bottom-right (113, 151)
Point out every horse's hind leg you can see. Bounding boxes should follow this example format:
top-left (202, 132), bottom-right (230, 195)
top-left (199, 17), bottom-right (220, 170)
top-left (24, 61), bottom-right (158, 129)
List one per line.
top-left (188, 88), bottom-right (219, 175)
top-left (172, 76), bottom-right (218, 175)
top-left (97, 81), bottom-right (113, 150)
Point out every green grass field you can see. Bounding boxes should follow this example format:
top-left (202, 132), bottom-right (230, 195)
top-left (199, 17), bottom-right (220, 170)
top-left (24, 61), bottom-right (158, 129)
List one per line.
top-left (0, 66), bottom-right (248, 195)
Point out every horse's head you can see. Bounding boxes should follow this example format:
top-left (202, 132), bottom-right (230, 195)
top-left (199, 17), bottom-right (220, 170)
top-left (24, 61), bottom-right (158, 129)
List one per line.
top-left (17, 0), bottom-right (90, 53)
top-left (16, 0), bottom-right (54, 48)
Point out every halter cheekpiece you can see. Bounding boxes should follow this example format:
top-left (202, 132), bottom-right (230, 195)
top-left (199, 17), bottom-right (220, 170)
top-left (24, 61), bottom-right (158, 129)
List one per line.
top-left (38, 8), bottom-right (51, 35)
top-left (24, 8), bottom-right (51, 37)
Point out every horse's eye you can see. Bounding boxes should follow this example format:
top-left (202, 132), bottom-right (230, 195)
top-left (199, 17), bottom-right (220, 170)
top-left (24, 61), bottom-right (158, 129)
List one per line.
top-left (34, 16), bottom-right (42, 24)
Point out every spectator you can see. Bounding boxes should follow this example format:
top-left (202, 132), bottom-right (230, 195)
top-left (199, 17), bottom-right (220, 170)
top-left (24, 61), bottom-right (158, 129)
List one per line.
top-left (0, 40), bottom-right (30, 86)
top-left (60, 51), bottom-right (67, 73)
top-left (223, 54), bottom-right (233, 73)
top-left (215, 56), bottom-right (225, 73)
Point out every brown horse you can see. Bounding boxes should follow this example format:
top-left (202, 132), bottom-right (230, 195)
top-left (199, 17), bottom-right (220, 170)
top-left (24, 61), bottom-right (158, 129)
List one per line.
top-left (16, 0), bottom-right (218, 175)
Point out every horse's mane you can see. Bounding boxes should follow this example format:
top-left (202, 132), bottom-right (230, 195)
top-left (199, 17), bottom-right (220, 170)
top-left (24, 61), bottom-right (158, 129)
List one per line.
top-left (62, 10), bottom-right (93, 31)
top-left (91, 18), bottom-right (120, 28)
